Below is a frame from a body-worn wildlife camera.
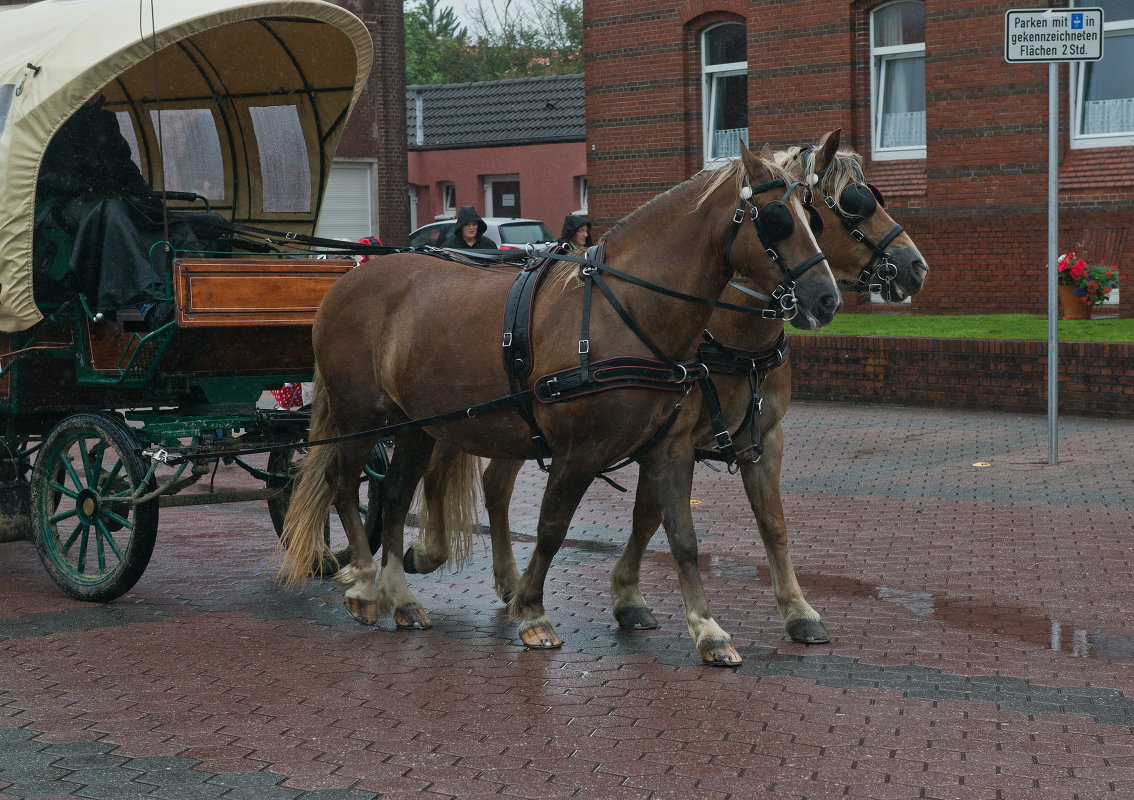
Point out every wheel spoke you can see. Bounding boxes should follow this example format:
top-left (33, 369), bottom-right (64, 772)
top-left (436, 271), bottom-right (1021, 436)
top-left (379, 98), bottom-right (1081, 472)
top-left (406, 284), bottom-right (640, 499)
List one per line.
top-left (48, 480), bottom-right (80, 501)
top-left (48, 507), bottom-right (79, 525)
top-left (96, 520), bottom-right (125, 561)
top-left (76, 524), bottom-right (90, 573)
top-left (103, 509), bottom-right (134, 532)
top-left (99, 459), bottom-right (124, 494)
top-left (62, 454), bottom-right (84, 494)
top-left (61, 521), bottom-right (84, 551)
top-left (81, 437), bottom-right (107, 487)
top-left (94, 520), bottom-right (108, 571)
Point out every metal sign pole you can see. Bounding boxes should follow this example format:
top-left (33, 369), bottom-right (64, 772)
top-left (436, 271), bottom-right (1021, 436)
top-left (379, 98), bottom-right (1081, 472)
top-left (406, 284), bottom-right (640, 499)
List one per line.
top-left (1047, 61), bottom-right (1059, 465)
top-left (1005, 6), bottom-right (1104, 466)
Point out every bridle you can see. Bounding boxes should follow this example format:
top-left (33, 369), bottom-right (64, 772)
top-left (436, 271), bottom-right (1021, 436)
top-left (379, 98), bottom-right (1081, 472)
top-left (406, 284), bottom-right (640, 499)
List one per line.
top-left (723, 176), bottom-right (829, 322)
top-left (798, 147), bottom-right (910, 298)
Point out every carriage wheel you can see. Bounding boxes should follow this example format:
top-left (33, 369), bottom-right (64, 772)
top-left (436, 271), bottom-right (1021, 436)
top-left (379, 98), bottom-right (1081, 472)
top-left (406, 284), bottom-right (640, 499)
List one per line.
top-left (266, 444), bottom-right (386, 577)
top-left (30, 412), bottom-right (159, 602)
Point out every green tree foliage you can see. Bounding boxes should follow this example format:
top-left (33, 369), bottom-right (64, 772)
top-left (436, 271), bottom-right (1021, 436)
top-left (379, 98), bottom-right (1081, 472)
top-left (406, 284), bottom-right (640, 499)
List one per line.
top-left (405, 0), bottom-right (582, 85)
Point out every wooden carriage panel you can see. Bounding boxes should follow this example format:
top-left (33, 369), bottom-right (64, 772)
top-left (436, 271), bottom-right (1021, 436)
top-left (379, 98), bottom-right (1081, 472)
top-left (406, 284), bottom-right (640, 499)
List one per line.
top-left (163, 327), bottom-right (316, 375)
top-left (173, 258), bottom-right (355, 327)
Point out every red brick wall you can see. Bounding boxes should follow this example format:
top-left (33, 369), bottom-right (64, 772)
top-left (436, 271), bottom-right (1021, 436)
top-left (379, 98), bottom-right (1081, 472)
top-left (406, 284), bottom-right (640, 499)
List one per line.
top-left (584, 0), bottom-right (1133, 317)
top-left (330, 0), bottom-right (410, 247)
top-left (788, 335), bottom-right (1134, 418)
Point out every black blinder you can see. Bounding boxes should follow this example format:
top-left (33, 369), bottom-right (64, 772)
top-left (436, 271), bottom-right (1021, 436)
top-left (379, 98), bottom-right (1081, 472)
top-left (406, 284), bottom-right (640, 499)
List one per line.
top-left (805, 204), bottom-right (824, 238)
top-left (756, 201), bottom-right (795, 244)
top-left (839, 183), bottom-right (878, 219)
top-left (868, 182), bottom-right (886, 208)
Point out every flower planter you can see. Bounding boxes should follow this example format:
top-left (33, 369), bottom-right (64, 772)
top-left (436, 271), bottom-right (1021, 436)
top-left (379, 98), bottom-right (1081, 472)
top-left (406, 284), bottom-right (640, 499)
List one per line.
top-left (1058, 284), bottom-right (1091, 319)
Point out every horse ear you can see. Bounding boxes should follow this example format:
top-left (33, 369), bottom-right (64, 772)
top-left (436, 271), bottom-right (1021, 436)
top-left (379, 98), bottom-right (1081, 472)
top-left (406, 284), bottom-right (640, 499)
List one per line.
top-left (738, 139), bottom-right (772, 183)
top-left (812, 128), bottom-right (843, 174)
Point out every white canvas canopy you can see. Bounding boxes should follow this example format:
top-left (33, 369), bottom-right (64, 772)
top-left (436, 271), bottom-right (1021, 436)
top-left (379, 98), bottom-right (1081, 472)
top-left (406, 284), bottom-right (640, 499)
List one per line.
top-left (0, 0), bottom-right (373, 331)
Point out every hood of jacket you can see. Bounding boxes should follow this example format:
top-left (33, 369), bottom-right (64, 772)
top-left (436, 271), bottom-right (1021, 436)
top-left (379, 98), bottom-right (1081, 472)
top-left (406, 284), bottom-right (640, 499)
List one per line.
top-left (559, 214), bottom-right (592, 244)
top-left (453, 206), bottom-right (487, 239)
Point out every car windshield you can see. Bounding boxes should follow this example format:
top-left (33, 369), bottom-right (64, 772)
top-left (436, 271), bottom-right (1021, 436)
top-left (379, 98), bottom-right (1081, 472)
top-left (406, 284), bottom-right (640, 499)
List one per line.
top-left (498, 222), bottom-right (554, 244)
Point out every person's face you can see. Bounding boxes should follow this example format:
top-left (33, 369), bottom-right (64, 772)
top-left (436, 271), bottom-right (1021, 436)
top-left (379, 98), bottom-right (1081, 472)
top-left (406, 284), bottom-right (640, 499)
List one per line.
top-left (461, 222), bottom-right (478, 242)
top-left (572, 226), bottom-right (589, 246)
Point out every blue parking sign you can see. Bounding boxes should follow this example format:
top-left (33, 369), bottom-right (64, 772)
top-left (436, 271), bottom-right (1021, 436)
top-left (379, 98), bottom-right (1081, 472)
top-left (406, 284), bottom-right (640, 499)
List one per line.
top-left (1071, 12), bottom-right (1083, 28)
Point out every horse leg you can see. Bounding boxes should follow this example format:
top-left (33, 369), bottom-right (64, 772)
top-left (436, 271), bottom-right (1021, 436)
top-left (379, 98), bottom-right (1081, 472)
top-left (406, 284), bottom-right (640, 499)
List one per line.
top-left (739, 422), bottom-right (828, 644)
top-left (482, 458), bottom-right (523, 604)
top-left (368, 428), bottom-right (436, 629)
top-left (403, 443), bottom-right (462, 575)
top-left (507, 459), bottom-right (597, 649)
top-left (609, 471), bottom-right (662, 630)
top-left (327, 435), bottom-right (386, 625)
top-left (642, 457), bottom-right (743, 665)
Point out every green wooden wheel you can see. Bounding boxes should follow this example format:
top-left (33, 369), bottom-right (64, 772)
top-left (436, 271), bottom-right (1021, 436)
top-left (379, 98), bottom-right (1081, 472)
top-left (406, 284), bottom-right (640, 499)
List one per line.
top-left (266, 444), bottom-right (385, 577)
top-left (30, 412), bottom-right (158, 602)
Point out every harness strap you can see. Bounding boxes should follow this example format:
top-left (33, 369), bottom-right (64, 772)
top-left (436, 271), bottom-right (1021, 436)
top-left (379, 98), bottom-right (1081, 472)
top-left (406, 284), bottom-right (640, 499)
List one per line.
top-left (144, 390), bottom-right (534, 466)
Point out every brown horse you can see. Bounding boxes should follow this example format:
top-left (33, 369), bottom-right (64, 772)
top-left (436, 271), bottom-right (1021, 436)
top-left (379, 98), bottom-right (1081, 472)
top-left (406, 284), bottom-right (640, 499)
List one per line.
top-left (403, 134), bottom-right (930, 659)
top-left (278, 138), bottom-right (843, 665)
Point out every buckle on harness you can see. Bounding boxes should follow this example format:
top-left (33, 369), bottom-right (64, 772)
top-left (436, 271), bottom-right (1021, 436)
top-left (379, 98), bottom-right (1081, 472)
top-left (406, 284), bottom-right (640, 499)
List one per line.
top-left (578, 339), bottom-right (589, 354)
top-left (733, 207), bottom-right (745, 224)
top-left (502, 332), bottom-right (513, 347)
top-left (545, 376), bottom-right (560, 397)
top-left (715, 430), bottom-right (734, 449)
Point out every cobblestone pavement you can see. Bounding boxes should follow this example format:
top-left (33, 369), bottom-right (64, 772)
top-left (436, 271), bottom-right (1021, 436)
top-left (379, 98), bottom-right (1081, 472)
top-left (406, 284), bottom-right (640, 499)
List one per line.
top-left (1, 401), bottom-right (1133, 799)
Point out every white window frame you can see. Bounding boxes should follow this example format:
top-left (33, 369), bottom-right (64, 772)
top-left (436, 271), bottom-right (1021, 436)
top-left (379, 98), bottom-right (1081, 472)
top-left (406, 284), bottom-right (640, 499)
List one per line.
top-left (577, 176), bottom-right (588, 214)
top-left (701, 23), bottom-right (748, 167)
top-left (439, 182), bottom-right (456, 217)
top-left (870, 1), bottom-right (926, 161)
top-left (1070, 7), bottom-right (1134, 149)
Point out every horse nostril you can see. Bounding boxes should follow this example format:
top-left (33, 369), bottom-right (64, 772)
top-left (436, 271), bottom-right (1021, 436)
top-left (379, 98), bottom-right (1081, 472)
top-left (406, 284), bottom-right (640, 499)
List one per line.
top-left (821, 291), bottom-right (841, 316)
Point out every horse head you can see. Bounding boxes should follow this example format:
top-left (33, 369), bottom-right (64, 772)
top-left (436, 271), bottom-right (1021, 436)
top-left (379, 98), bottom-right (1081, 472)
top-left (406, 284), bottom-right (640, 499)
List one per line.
top-left (789, 129), bottom-right (930, 302)
top-left (729, 140), bottom-right (842, 330)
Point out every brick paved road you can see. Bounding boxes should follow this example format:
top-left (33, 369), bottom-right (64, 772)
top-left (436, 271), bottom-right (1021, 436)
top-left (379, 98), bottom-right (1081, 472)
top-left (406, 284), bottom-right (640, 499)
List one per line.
top-left (1, 401), bottom-right (1132, 799)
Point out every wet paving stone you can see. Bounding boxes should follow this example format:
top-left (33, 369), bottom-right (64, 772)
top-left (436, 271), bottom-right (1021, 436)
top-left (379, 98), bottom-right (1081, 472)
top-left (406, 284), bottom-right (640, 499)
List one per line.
top-left (1, 402), bottom-right (1133, 799)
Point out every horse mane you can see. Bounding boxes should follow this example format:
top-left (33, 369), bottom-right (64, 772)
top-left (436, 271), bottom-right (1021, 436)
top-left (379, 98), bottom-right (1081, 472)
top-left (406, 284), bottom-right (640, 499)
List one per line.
top-left (776, 145), bottom-right (865, 217)
top-left (549, 155), bottom-right (791, 286)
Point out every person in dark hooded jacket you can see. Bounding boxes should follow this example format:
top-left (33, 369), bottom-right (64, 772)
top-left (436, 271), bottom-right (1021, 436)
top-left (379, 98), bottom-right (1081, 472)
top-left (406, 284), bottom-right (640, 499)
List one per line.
top-left (558, 214), bottom-right (593, 249)
top-left (439, 206), bottom-right (497, 249)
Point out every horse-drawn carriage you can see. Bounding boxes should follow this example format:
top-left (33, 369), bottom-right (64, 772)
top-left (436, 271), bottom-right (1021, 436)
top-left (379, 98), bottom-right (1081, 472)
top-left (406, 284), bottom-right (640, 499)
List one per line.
top-left (0, 0), bottom-right (383, 601)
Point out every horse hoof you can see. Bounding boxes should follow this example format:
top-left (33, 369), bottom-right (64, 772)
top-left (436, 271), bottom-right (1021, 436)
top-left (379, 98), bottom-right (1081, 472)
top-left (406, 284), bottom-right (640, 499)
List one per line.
top-left (344, 597), bottom-right (379, 626)
top-left (614, 605), bottom-right (659, 630)
top-left (787, 618), bottom-right (830, 644)
top-left (394, 605), bottom-right (432, 630)
top-left (699, 639), bottom-right (743, 666)
top-left (519, 624), bottom-right (563, 649)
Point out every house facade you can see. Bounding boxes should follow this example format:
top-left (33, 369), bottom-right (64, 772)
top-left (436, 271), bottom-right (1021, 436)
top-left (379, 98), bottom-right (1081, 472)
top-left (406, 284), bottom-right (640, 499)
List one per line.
top-left (583, 0), bottom-right (1133, 315)
top-left (406, 74), bottom-right (587, 235)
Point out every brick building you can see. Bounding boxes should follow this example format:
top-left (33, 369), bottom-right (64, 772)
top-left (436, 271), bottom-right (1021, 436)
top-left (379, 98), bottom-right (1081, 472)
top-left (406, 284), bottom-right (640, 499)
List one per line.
top-left (406, 74), bottom-right (587, 235)
top-left (583, 0), bottom-right (1133, 315)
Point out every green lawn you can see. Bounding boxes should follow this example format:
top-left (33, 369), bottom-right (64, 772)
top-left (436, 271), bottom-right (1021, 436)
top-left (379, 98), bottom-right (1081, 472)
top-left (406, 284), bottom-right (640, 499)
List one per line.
top-left (795, 312), bottom-right (1134, 342)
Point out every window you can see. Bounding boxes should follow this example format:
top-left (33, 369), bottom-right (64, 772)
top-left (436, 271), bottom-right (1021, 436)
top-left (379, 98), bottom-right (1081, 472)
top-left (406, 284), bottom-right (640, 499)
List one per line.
top-left (576, 176), bottom-right (588, 213)
top-left (439, 182), bottom-right (456, 217)
top-left (250, 105), bottom-right (311, 212)
top-left (0, 84), bottom-right (14, 137)
top-left (1072, 0), bottom-right (1134, 148)
top-left (702, 23), bottom-right (748, 165)
top-left (151, 108), bottom-right (225, 200)
top-left (871, 1), bottom-right (926, 159)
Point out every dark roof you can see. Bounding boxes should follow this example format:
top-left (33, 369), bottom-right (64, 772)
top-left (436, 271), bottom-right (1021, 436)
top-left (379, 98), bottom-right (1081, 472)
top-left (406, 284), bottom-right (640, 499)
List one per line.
top-left (407, 74), bottom-right (584, 148)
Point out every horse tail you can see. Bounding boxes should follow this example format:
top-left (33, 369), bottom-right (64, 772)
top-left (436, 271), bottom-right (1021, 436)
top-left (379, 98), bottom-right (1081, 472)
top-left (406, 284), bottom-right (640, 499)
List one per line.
top-left (415, 449), bottom-right (482, 570)
top-left (277, 374), bottom-right (337, 586)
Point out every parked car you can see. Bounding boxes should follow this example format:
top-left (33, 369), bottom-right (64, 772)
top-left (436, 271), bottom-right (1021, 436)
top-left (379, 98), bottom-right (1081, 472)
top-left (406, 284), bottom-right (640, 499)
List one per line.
top-left (408, 217), bottom-right (556, 250)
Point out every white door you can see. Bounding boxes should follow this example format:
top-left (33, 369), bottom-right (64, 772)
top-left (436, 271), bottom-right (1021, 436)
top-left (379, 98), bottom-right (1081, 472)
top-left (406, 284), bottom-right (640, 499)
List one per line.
top-left (316, 161), bottom-right (375, 242)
